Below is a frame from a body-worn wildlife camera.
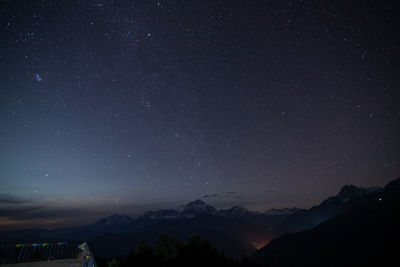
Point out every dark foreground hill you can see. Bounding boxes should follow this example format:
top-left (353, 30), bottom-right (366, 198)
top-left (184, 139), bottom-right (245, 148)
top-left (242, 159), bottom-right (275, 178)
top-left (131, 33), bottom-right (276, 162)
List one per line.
top-left (252, 178), bottom-right (400, 267)
top-left (97, 235), bottom-right (266, 267)
top-left (89, 213), bottom-right (280, 259)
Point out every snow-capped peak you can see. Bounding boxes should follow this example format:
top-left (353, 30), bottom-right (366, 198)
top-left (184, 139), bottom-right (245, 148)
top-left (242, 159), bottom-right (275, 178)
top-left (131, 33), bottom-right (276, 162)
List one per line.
top-left (219, 206), bottom-right (257, 218)
top-left (332, 185), bottom-right (370, 203)
top-left (320, 184), bottom-right (371, 206)
top-left (337, 185), bottom-right (368, 198)
top-left (182, 199), bottom-right (218, 217)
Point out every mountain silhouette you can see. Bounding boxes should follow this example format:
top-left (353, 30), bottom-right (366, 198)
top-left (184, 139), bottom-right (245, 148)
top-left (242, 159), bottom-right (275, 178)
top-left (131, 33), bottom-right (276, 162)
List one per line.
top-left (1, 180), bottom-right (395, 263)
top-left (274, 183), bottom-right (382, 234)
top-left (252, 178), bottom-right (400, 267)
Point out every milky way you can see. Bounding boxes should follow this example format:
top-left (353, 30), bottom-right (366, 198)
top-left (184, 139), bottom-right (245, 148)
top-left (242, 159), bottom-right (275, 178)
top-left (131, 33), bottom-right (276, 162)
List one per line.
top-left (0, 1), bottom-right (399, 229)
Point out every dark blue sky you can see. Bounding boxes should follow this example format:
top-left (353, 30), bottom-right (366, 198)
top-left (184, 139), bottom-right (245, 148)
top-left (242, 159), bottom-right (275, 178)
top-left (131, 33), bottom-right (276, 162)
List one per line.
top-left (0, 0), bottom-right (399, 229)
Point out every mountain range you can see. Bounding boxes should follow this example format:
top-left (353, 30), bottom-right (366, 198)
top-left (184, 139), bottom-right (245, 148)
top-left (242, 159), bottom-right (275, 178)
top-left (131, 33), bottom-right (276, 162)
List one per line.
top-left (0, 179), bottom-right (396, 263)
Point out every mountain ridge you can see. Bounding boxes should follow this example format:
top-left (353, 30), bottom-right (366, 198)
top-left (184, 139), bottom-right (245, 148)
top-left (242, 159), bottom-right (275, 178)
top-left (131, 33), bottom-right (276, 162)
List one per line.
top-left (251, 178), bottom-right (400, 267)
top-left (1, 180), bottom-right (393, 261)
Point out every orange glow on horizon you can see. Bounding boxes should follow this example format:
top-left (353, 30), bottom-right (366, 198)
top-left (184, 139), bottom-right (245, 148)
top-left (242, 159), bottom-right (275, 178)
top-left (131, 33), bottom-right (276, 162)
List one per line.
top-left (251, 239), bottom-right (271, 250)
top-left (0, 216), bottom-right (70, 231)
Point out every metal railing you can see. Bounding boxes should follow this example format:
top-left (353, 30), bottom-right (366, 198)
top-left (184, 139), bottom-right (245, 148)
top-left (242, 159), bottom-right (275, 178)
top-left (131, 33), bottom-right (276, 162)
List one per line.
top-left (0, 241), bottom-right (97, 266)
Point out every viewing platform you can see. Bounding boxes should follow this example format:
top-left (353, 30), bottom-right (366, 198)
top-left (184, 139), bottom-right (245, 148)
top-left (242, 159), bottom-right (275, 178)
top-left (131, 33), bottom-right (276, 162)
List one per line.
top-left (0, 241), bottom-right (96, 267)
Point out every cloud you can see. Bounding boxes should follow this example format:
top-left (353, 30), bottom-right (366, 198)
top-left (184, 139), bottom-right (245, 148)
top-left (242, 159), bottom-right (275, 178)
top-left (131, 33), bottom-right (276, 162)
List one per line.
top-left (0, 194), bottom-right (113, 230)
top-left (201, 191), bottom-right (241, 199)
top-left (0, 194), bottom-right (29, 204)
top-left (0, 205), bottom-right (90, 221)
top-left (0, 203), bottom-right (114, 231)
top-left (202, 194), bottom-right (219, 199)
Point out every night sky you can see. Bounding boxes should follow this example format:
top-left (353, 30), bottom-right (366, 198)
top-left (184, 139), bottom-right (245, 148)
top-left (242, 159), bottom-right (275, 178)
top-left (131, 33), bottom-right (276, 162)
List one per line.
top-left (0, 0), bottom-right (399, 229)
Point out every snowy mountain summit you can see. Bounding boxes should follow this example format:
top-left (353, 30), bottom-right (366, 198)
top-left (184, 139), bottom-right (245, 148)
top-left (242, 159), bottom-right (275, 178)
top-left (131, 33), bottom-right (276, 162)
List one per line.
top-left (219, 206), bottom-right (259, 218)
top-left (337, 185), bottom-right (369, 199)
top-left (320, 184), bottom-right (379, 206)
top-left (182, 199), bottom-right (218, 217)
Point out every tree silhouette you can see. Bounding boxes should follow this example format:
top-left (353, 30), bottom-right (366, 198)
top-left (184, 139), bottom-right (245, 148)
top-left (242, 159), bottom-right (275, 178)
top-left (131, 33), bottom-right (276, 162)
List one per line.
top-left (109, 234), bottom-right (268, 267)
top-left (153, 234), bottom-right (179, 261)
